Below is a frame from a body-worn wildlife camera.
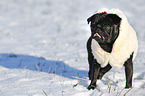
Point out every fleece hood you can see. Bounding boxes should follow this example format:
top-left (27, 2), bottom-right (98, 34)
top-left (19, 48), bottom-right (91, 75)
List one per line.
top-left (91, 8), bottom-right (138, 68)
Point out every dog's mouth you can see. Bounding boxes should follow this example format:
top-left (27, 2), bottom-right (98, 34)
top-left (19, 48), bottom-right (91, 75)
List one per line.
top-left (93, 33), bottom-right (101, 38)
top-left (93, 33), bottom-right (105, 40)
top-left (93, 32), bottom-right (108, 43)
top-left (93, 34), bottom-right (113, 44)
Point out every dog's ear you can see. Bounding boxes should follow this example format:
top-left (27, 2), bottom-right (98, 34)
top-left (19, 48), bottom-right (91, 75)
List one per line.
top-left (107, 14), bottom-right (122, 25)
top-left (87, 14), bottom-right (96, 24)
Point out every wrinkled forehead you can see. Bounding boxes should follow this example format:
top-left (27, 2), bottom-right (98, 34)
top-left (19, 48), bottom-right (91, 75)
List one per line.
top-left (92, 14), bottom-right (113, 25)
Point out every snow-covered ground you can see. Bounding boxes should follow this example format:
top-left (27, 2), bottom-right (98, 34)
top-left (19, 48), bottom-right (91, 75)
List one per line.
top-left (0, 0), bottom-right (144, 96)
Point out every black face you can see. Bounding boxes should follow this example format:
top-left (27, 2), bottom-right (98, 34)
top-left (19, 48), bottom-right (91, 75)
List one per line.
top-left (87, 13), bottom-right (121, 44)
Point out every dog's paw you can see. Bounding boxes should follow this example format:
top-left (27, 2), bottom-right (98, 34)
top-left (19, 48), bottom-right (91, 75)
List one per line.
top-left (87, 84), bottom-right (96, 90)
top-left (125, 85), bottom-right (132, 89)
top-left (125, 83), bottom-right (132, 89)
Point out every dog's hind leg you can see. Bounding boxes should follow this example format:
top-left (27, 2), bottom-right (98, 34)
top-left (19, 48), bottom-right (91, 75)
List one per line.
top-left (124, 53), bottom-right (134, 88)
top-left (97, 64), bottom-right (112, 79)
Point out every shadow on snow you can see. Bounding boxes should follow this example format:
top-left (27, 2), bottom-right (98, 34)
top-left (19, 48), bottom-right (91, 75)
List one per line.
top-left (0, 53), bottom-right (130, 88)
top-left (0, 53), bottom-right (88, 79)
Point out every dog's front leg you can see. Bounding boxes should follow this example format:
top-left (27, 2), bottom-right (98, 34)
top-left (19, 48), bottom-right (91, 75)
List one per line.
top-left (124, 53), bottom-right (133, 88)
top-left (87, 37), bottom-right (94, 80)
top-left (88, 60), bottom-right (101, 90)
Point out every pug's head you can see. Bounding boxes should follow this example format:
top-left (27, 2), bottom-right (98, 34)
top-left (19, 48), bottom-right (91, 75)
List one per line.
top-left (87, 12), bottom-right (122, 44)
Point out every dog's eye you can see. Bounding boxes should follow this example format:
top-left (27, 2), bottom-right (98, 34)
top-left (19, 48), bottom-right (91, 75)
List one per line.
top-left (103, 25), bottom-right (110, 30)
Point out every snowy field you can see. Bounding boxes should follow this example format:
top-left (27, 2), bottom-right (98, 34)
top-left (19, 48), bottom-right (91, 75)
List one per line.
top-left (0, 0), bottom-right (145, 96)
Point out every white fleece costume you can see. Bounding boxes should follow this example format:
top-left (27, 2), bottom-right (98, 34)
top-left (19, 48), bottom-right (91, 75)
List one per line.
top-left (91, 8), bottom-right (138, 68)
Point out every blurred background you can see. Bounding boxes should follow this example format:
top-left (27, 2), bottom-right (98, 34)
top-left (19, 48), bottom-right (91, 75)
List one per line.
top-left (0, 0), bottom-right (144, 62)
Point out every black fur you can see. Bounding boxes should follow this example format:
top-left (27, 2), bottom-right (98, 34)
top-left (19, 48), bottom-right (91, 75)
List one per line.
top-left (87, 13), bottom-right (134, 90)
top-left (124, 52), bottom-right (134, 88)
top-left (87, 13), bottom-right (121, 53)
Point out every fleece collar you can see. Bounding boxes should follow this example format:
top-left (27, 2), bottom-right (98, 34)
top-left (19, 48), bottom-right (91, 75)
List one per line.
top-left (91, 8), bottom-right (138, 68)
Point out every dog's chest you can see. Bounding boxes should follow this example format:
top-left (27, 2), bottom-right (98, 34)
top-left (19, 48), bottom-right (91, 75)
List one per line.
top-left (91, 39), bottom-right (110, 67)
top-left (91, 39), bottom-right (131, 68)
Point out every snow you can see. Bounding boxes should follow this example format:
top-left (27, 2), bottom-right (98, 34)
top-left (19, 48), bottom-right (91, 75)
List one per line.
top-left (0, 0), bottom-right (144, 96)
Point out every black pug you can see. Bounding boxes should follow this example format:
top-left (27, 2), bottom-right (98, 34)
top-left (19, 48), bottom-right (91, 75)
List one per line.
top-left (86, 9), bottom-right (138, 90)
